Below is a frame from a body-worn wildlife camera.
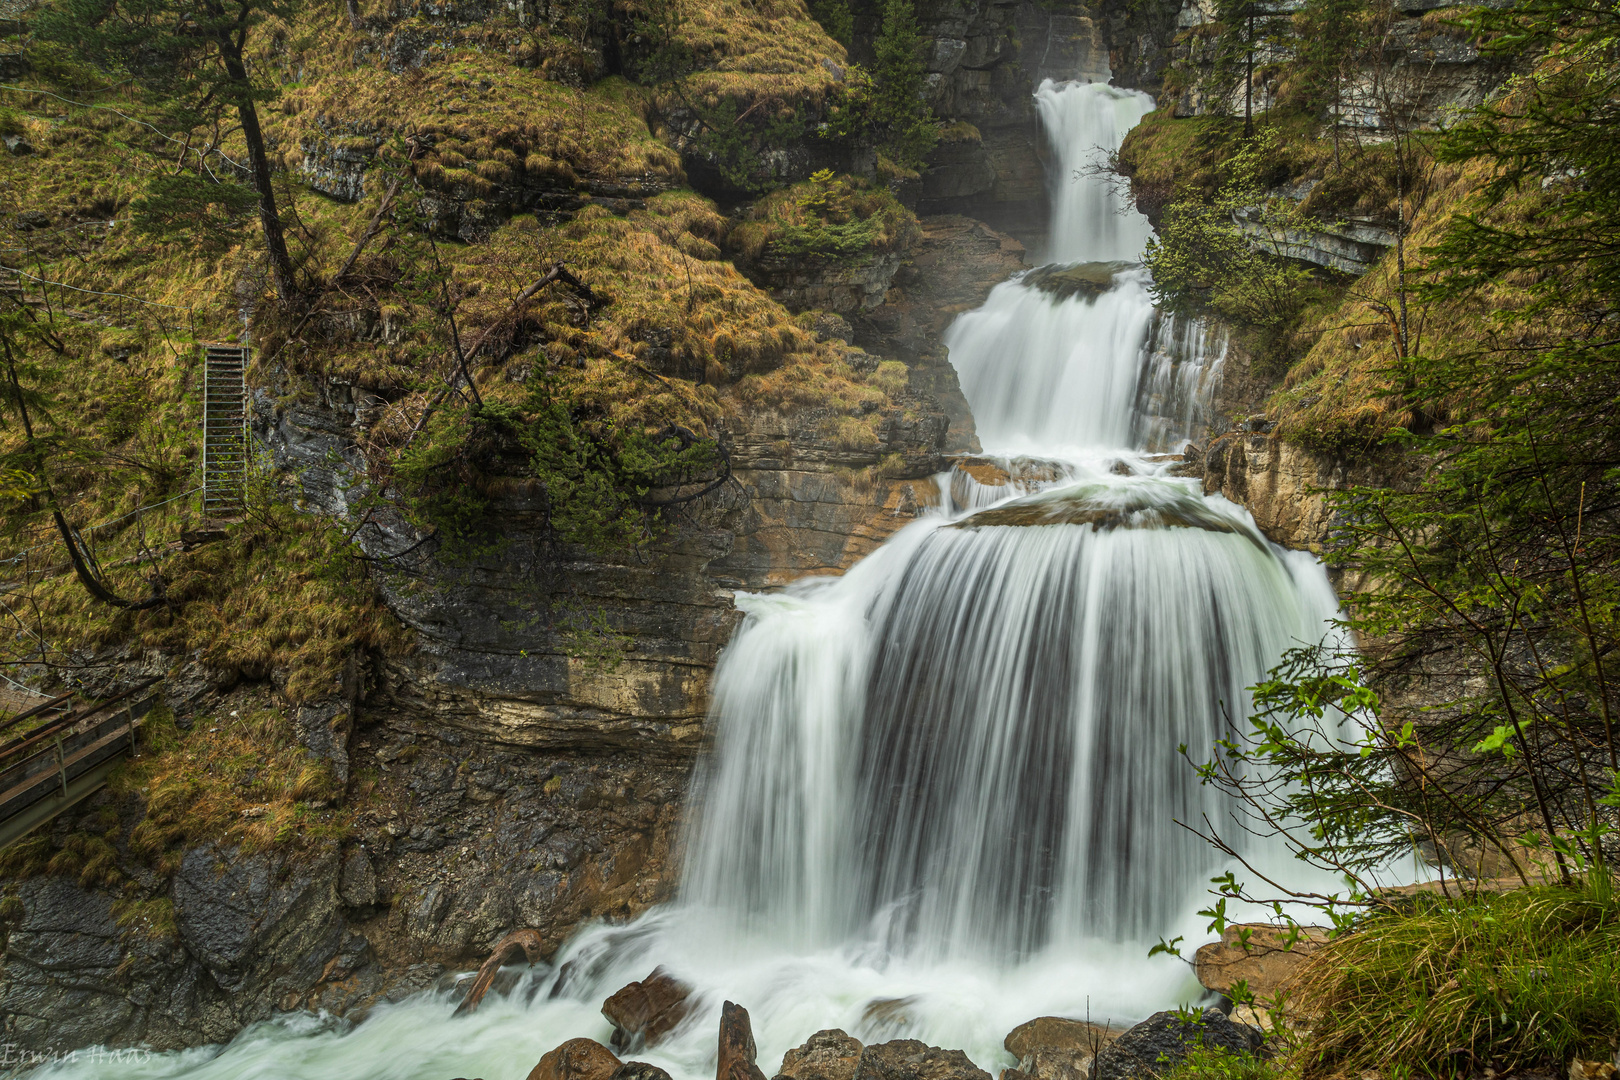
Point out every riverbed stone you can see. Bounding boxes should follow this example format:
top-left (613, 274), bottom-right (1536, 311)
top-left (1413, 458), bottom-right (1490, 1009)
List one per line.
top-left (852, 1040), bottom-right (993, 1080)
top-left (777, 1029), bottom-right (864, 1080)
top-left (719, 1001), bottom-right (769, 1080)
top-left (1091, 1009), bottom-right (1263, 1080)
top-left (1004, 1017), bottom-right (1117, 1060)
top-left (528, 1037), bottom-right (623, 1080)
top-left (613, 1063), bottom-right (677, 1080)
top-left (602, 967), bottom-right (694, 1052)
top-left (999, 1048), bottom-right (1095, 1080)
top-left (1193, 924), bottom-right (1328, 1001)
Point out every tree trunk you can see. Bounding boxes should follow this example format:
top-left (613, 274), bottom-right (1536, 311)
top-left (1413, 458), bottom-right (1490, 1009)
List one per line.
top-left (220, 44), bottom-right (299, 306)
top-left (1244, 7), bottom-right (1255, 137)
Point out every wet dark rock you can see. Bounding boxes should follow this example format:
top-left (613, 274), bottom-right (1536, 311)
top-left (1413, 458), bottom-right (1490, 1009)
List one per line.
top-left (602, 967), bottom-right (694, 1052)
top-left (776, 1029), bottom-right (864, 1080)
top-left (612, 1063), bottom-right (677, 1080)
top-left (1004, 1018), bottom-right (1118, 1061)
top-left (172, 844), bottom-right (343, 991)
top-left (528, 1037), bottom-right (623, 1080)
top-left (1022, 262), bottom-right (1136, 300)
top-left (852, 1040), bottom-right (993, 1080)
top-left (338, 846), bottom-right (379, 908)
top-left (719, 1001), bottom-right (769, 1080)
top-left (1091, 1009), bottom-right (1263, 1080)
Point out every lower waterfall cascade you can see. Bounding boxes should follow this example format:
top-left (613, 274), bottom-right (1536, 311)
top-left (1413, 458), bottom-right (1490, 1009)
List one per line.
top-left (38, 81), bottom-right (1354, 1080)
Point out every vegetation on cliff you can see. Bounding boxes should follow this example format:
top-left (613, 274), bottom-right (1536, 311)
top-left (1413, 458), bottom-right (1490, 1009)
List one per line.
top-left (0, 0), bottom-right (923, 904)
top-left (1144, 3), bottom-right (1620, 1076)
top-left (728, 169), bottom-right (920, 261)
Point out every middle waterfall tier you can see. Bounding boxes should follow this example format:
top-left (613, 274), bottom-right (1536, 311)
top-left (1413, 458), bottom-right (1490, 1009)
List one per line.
top-left (945, 268), bottom-right (1229, 455)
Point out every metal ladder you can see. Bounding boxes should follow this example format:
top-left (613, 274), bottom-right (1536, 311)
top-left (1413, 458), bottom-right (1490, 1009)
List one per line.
top-left (202, 344), bottom-right (249, 517)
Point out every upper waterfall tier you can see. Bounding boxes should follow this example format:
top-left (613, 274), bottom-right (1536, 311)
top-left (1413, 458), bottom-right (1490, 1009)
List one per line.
top-left (1035, 81), bottom-right (1157, 265)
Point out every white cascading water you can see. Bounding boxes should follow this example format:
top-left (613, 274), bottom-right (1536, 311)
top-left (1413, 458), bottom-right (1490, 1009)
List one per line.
top-left (1036, 81), bottom-right (1155, 265)
top-left (40, 82), bottom-right (1350, 1080)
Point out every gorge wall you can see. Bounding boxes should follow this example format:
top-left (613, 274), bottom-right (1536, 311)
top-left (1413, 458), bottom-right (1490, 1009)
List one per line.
top-left (0, 0), bottom-right (1484, 1057)
top-left (0, 1), bottom-right (1061, 1051)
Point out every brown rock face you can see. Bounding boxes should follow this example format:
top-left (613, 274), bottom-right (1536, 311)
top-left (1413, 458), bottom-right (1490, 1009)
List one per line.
top-left (852, 1040), bottom-right (993, 1080)
top-left (1192, 923), bottom-right (1328, 1001)
top-left (602, 968), bottom-right (695, 1052)
top-left (855, 215), bottom-right (1030, 453)
top-left (777, 1029), bottom-right (865, 1080)
top-left (1003, 1018), bottom-right (1118, 1061)
top-left (718, 1001), bottom-right (769, 1080)
top-left (613, 1064), bottom-right (677, 1080)
top-left (528, 1038), bottom-right (624, 1080)
top-left (999, 1048), bottom-right (1096, 1080)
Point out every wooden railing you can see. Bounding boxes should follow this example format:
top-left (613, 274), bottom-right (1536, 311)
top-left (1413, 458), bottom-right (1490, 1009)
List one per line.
top-left (0, 677), bottom-right (162, 850)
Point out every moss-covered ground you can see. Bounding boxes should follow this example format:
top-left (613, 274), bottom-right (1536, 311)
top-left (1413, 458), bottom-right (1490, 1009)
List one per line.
top-left (0, 0), bottom-right (905, 878)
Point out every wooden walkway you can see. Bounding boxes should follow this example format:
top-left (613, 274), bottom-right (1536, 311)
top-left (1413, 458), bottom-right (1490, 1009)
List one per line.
top-left (0, 679), bottom-right (162, 850)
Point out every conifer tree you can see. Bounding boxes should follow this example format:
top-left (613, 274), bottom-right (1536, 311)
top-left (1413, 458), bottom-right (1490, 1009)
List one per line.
top-left (870, 0), bottom-right (936, 170)
top-left (37, 0), bottom-right (303, 307)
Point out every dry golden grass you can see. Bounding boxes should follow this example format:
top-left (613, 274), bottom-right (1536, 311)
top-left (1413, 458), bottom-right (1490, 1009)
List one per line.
top-left (665, 0), bottom-right (846, 107)
top-left (1270, 157), bottom-right (1555, 455)
top-left (118, 702), bottom-right (351, 867)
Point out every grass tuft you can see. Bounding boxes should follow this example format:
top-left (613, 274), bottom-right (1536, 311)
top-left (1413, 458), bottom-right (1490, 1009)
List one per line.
top-left (1296, 874), bottom-right (1620, 1079)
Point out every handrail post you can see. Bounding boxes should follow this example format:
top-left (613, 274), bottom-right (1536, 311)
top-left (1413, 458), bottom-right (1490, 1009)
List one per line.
top-left (53, 734), bottom-right (66, 797)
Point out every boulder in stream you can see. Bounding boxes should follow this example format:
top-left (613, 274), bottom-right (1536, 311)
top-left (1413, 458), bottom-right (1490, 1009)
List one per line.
top-left (719, 1001), bottom-right (769, 1080)
top-left (1091, 1009), bottom-right (1263, 1080)
top-left (852, 1040), bottom-right (992, 1080)
top-left (527, 1038), bottom-right (623, 1080)
top-left (776, 1029), bottom-right (865, 1080)
top-left (999, 1048), bottom-right (1095, 1080)
top-left (613, 1064), bottom-right (676, 1080)
top-left (1003, 1018), bottom-right (1118, 1061)
top-left (1193, 923), bottom-right (1327, 1001)
top-left (601, 967), bottom-right (694, 1052)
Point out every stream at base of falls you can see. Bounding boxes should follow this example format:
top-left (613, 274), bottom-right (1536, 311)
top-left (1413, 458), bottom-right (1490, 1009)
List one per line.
top-left (38, 80), bottom-right (1372, 1080)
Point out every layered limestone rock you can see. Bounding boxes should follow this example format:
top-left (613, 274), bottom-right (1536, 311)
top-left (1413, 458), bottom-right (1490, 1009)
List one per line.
top-left (1192, 923), bottom-right (1329, 1002)
top-left (1169, 335), bottom-right (1411, 556)
top-left (896, 2), bottom-right (1112, 236)
top-left (0, 296), bottom-right (958, 1058)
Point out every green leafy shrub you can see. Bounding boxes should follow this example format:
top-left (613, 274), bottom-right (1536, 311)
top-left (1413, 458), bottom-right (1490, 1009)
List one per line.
top-left (730, 169), bottom-right (920, 261)
top-left (394, 372), bottom-right (726, 561)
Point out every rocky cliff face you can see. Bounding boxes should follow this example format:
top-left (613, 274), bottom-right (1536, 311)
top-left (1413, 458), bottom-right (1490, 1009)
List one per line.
top-left (0, 189), bottom-right (1034, 1052)
top-left (1, 1), bottom-right (1453, 1056)
top-left (886, 1), bottom-right (1110, 240)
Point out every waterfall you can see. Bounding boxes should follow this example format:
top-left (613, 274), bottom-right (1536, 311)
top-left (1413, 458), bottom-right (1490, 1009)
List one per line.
top-left (1035, 81), bottom-right (1156, 265)
top-left (943, 269), bottom-right (1161, 453)
top-left (682, 478), bottom-right (1338, 963)
top-left (43, 80), bottom-right (1348, 1080)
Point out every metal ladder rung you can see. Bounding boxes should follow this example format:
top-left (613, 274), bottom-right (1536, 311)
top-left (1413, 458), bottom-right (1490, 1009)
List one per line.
top-left (201, 344), bottom-right (250, 515)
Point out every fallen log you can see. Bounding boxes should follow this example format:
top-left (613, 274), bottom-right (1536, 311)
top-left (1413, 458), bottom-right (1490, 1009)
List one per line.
top-left (454, 927), bottom-right (545, 1016)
